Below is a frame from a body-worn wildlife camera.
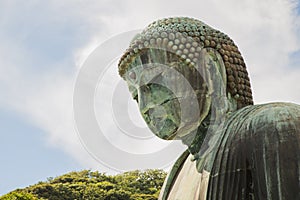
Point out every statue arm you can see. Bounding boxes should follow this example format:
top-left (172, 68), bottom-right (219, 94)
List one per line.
top-left (248, 103), bottom-right (300, 199)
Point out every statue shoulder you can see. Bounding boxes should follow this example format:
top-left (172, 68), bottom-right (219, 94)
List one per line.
top-left (208, 102), bottom-right (300, 199)
top-left (227, 102), bottom-right (300, 130)
top-left (236, 102), bottom-right (300, 133)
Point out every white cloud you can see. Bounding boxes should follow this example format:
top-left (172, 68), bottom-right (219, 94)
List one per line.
top-left (0, 0), bottom-right (299, 171)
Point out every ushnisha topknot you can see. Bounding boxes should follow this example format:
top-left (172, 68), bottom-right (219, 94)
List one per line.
top-left (118, 17), bottom-right (253, 108)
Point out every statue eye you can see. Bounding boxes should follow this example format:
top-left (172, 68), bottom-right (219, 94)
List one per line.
top-left (149, 72), bottom-right (163, 83)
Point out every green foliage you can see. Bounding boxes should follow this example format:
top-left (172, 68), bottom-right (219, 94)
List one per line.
top-left (1, 169), bottom-right (167, 200)
top-left (130, 193), bottom-right (158, 200)
top-left (0, 190), bottom-right (39, 200)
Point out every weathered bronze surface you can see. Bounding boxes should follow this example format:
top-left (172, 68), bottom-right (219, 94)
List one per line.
top-left (118, 17), bottom-right (300, 199)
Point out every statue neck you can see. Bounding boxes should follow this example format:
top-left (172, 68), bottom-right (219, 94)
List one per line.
top-left (183, 94), bottom-right (238, 160)
top-left (181, 112), bottom-right (211, 157)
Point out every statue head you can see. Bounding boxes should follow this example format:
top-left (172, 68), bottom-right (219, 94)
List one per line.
top-left (118, 17), bottom-right (253, 141)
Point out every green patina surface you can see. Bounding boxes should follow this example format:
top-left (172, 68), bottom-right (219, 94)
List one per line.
top-left (118, 17), bottom-right (300, 199)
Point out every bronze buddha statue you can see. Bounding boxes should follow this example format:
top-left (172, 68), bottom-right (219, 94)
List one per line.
top-left (118, 17), bottom-right (300, 199)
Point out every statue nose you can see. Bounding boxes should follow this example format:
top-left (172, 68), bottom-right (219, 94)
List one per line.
top-left (138, 85), bottom-right (154, 112)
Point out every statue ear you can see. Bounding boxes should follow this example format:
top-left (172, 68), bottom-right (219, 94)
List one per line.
top-left (198, 48), bottom-right (227, 99)
top-left (197, 48), bottom-right (233, 115)
top-left (193, 48), bottom-right (231, 173)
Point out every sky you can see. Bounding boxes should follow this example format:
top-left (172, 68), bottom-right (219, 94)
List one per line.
top-left (0, 0), bottom-right (300, 195)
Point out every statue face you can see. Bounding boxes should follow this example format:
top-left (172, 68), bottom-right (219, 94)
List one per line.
top-left (124, 52), bottom-right (204, 140)
top-left (124, 64), bottom-right (182, 140)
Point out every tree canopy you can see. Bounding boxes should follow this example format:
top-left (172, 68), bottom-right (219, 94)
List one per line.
top-left (1, 169), bottom-right (167, 200)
